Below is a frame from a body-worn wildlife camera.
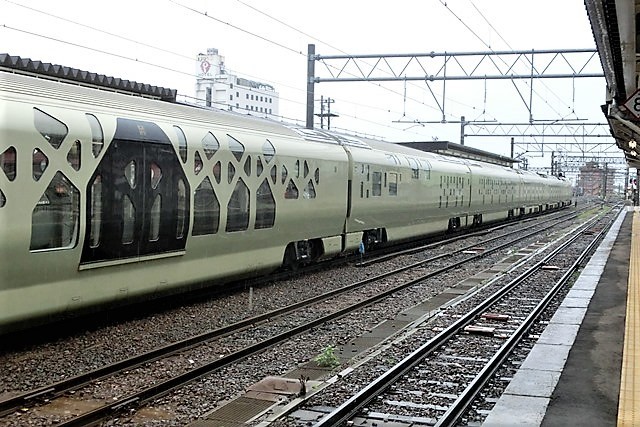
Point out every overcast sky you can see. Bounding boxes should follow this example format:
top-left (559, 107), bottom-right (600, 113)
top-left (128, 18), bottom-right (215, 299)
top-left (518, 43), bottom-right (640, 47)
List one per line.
top-left (2, 0), bottom-right (614, 171)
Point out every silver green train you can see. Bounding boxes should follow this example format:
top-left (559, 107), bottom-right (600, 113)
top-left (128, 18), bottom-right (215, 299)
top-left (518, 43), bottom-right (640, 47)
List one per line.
top-left (0, 69), bottom-right (572, 333)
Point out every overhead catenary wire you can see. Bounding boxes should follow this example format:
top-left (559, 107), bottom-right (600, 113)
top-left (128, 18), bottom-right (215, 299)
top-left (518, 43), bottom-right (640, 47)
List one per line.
top-left (469, 0), bottom-right (576, 113)
top-left (4, 0), bottom-right (582, 140)
top-left (443, 0), bottom-right (572, 118)
top-left (228, 0), bottom-right (485, 122)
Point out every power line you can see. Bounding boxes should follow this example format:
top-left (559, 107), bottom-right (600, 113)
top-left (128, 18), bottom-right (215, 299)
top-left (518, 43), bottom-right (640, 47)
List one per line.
top-left (230, 0), bottom-right (487, 123)
top-left (168, 0), bottom-right (303, 56)
top-left (2, 0), bottom-right (194, 61)
top-left (440, 0), bottom-right (572, 118)
top-left (1, 24), bottom-right (194, 78)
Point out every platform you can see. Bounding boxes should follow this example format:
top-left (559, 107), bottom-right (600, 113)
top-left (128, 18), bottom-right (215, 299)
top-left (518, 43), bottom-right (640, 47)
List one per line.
top-left (483, 206), bottom-right (635, 426)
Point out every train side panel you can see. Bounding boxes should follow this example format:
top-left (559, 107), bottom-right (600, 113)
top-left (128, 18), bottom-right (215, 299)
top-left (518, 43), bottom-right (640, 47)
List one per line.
top-left (346, 146), bottom-right (473, 243)
top-left (0, 73), bottom-right (350, 329)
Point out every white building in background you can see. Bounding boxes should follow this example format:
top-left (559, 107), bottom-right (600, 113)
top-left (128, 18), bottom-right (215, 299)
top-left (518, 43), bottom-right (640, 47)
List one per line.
top-left (195, 48), bottom-right (279, 117)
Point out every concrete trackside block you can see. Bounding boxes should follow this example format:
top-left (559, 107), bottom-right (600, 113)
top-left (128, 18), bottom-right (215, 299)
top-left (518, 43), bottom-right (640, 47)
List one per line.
top-left (482, 395), bottom-right (549, 426)
top-left (549, 306), bottom-right (587, 325)
top-left (536, 323), bottom-right (581, 345)
top-left (519, 343), bottom-right (570, 372)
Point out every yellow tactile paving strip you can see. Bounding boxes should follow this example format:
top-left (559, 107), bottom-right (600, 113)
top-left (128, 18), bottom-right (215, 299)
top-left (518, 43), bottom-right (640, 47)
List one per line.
top-left (618, 207), bottom-right (640, 427)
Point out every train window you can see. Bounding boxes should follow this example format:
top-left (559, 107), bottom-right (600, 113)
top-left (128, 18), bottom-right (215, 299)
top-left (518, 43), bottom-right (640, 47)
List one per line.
top-left (257, 158), bottom-right (264, 176)
top-left (372, 172), bottom-right (382, 196)
top-left (244, 156), bottom-right (251, 176)
top-left (194, 151), bottom-right (203, 175)
top-left (271, 165), bottom-right (277, 184)
top-left (124, 160), bottom-right (136, 189)
top-left (295, 160), bottom-right (300, 178)
top-left (86, 114), bottom-right (104, 158)
top-left (388, 172), bottom-right (398, 196)
top-left (0, 189), bottom-right (5, 208)
top-left (303, 180), bottom-right (316, 199)
top-left (226, 179), bottom-right (250, 232)
top-left (32, 148), bottom-right (48, 181)
top-left (315, 168), bottom-right (320, 184)
top-left (174, 126), bottom-right (188, 163)
top-left (213, 161), bottom-right (221, 184)
top-left (30, 171), bottom-right (79, 251)
top-left (122, 195), bottom-right (135, 244)
top-left (285, 180), bottom-right (299, 199)
top-left (0, 146), bottom-right (16, 181)
top-left (228, 162), bottom-right (236, 184)
top-left (150, 162), bottom-right (162, 189)
top-left (281, 165), bottom-right (288, 184)
top-left (193, 177), bottom-right (219, 236)
top-left (176, 178), bottom-right (187, 239)
top-left (228, 135), bottom-right (245, 161)
top-left (34, 108), bottom-right (68, 150)
top-left (412, 169), bottom-right (419, 179)
top-left (304, 160), bottom-right (309, 178)
top-left (202, 132), bottom-right (219, 160)
top-left (255, 178), bottom-right (275, 229)
top-left (67, 140), bottom-right (81, 171)
top-left (262, 139), bottom-right (276, 163)
top-left (384, 173), bottom-right (387, 187)
top-left (89, 175), bottom-right (102, 248)
top-left (149, 194), bottom-right (162, 242)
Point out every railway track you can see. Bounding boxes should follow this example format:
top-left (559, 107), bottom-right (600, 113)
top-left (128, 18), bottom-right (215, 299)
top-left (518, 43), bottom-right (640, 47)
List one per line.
top-left (0, 207), bottom-right (595, 426)
top-left (289, 208), bottom-right (619, 426)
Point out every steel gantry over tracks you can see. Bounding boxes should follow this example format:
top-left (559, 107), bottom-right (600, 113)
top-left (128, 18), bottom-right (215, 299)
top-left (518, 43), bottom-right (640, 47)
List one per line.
top-left (305, 44), bottom-right (604, 129)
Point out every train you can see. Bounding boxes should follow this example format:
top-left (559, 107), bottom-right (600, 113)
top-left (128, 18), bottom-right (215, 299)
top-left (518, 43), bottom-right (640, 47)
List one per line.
top-left (0, 62), bottom-right (573, 333)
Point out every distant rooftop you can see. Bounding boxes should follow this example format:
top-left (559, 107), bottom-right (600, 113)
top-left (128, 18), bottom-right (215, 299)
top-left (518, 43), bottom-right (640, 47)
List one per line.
top-left (236, 77), bottom-right (275, 92)
top-left (0, 53), bottom-right (177, 102)
top-left (396, 140), bottom-right (518, 167)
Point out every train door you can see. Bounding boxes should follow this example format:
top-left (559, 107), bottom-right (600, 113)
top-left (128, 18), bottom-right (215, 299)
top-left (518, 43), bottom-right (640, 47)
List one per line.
top-left (81, 118), bottom-right (189, 265)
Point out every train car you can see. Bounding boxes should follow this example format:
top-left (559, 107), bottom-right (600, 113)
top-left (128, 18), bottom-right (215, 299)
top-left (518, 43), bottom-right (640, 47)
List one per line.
top-left (0, 66), bottom-right (572, 333)
top-left (338, 138), bottom-right (572, 248)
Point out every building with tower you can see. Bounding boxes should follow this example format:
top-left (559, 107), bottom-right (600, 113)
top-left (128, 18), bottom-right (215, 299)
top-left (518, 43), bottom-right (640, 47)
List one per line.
top-left (194, 48), bottom-right (279, 117)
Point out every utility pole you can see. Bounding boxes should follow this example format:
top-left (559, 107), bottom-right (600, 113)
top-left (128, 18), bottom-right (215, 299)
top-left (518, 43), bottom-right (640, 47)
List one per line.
top-left (315, 96), bottom-right (338, 130)
top-left (306, 44), bottom-right (315, 129)
top-left (510, 137), bottom-right (515, 165)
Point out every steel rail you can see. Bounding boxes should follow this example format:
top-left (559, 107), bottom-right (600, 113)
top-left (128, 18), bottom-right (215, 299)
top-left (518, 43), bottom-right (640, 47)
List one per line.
top-left (50, 210), bottom-right (583, 426)
top-left (434, 210), bottom-right (618, 426)
top-left (314, 211), bottom-right (610, 426)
